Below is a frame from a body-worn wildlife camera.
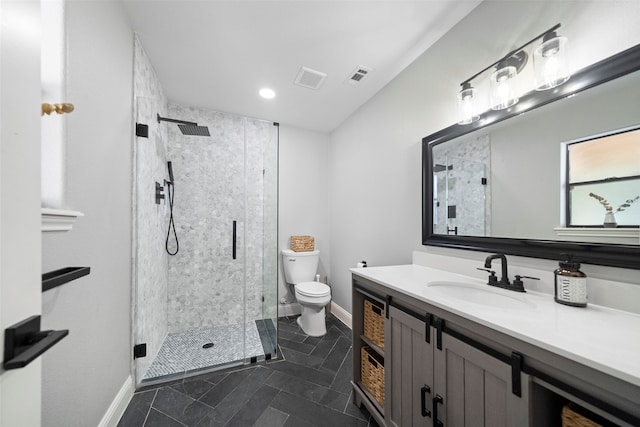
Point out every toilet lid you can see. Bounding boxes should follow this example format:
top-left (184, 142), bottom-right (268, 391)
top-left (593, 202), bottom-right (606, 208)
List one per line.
top-left (296, 281), bottom-right (330, 297)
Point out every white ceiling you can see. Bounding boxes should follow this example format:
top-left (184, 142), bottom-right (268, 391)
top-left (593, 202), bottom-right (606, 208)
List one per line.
top-left (121, 1), bottom-right (481, 133)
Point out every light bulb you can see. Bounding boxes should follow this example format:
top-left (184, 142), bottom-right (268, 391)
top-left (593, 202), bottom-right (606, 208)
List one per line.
top-left (490, 65), bottom-right (518, 110)
top-left (534, 33), bottom-right (570, 90)
top-left (457, 83), bottom-right (479, 125)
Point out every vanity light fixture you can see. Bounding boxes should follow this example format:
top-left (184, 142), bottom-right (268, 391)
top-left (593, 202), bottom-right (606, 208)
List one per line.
top-left (456, 24), bottom-right (570, 124)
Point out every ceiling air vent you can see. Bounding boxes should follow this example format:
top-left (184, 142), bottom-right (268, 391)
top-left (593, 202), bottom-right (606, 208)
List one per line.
top-left (294, 66), bottom-right (327, 90)
top-left (345, 65), bottom-right (372, 86)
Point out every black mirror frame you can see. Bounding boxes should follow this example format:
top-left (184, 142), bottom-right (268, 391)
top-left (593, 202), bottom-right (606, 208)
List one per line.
top-left (422, 44), bottom-right (640, 270)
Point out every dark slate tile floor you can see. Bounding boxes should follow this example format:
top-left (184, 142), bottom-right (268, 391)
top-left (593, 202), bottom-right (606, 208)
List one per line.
top-left (118, 315), bottom-right (380, 427)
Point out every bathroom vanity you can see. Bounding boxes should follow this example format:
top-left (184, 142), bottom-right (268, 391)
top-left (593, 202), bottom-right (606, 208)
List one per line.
top-left (351, 264), bottom-right (640, 427)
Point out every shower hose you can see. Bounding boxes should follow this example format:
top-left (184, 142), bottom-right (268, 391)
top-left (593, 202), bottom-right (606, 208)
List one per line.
top-left (165, 182), bottom-right (179, 255)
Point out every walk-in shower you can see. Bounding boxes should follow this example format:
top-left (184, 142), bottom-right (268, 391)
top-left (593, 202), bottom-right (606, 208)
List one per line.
top-left (431, 133), bottom-right (491, 237)
top-left (133, 95), bottom-right (279, 386)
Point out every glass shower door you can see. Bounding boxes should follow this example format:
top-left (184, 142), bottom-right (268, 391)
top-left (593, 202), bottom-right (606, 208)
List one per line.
top-left (444, 156), bottom-right (487, 237)
top-left (163, 108), bottom-right (249, 375)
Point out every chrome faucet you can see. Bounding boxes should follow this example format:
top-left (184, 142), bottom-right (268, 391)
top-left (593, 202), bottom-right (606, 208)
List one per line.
top-left (478, 254), bottom-right (539, 293)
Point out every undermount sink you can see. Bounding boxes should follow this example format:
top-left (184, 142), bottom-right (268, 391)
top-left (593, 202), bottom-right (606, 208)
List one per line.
top-left (427, 281), bottom-right (536, 309)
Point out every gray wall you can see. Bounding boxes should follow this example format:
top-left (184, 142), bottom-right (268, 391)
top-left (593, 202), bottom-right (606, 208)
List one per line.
top-left (41, 2), bottom-right (133, 426)
top-left (278, 126), bottom-right (330, 307)
top-left (328, 0), bottom-right (640, 313)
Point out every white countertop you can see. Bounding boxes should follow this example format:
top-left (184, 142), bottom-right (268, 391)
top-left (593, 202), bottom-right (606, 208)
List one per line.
top-left (351, 264), bottom-right (640, 388)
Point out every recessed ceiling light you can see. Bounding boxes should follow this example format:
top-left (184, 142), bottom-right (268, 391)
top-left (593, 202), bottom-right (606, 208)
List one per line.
top-left (259, 88), bottom-right (276, 99)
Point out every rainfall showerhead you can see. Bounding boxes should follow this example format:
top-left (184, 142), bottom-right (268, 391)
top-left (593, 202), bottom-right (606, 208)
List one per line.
top-left (433, 164), bottom-right (453, 173)
top-left (157, 114), bottom-right (210, 136)
top-left (178, 124), bottom-right (210, 136)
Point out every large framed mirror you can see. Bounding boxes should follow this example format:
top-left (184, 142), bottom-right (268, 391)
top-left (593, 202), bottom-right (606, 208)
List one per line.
top-left (422, 44), bottom-right (640, 269)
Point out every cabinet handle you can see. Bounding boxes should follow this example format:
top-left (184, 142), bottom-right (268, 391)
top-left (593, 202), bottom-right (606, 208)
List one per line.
top-left (421, 385), bottom-right (431, 417)
top-left (433, 394), bottom-right (443, 427)
top-left (425, 313), bottom-right (432, 343)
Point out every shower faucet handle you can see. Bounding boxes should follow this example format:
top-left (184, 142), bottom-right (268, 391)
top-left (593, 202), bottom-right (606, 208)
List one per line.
top-left (155, 181), bottom-right (165, 204)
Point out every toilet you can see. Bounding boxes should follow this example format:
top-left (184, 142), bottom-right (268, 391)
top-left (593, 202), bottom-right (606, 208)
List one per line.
top-left (282, 249), bottom-right (331, 337)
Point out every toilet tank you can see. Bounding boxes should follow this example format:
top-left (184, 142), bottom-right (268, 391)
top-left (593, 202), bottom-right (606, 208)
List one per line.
top-left (282, 249), bottom-right (319, 284)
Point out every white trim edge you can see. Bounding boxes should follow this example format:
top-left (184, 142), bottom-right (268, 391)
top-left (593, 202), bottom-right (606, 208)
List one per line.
top-left (330, 301), bottom-right (352, 329)
top-left (97, 375), bottom-right (134, 427)
top-left (554, 227), bottom-right (639, 244)
top-left (41, 208), bottom-right (84, 232)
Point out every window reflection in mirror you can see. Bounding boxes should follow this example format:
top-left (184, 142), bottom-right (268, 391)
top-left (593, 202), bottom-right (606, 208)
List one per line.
top-left (567, 126), bottom-right (640, 227)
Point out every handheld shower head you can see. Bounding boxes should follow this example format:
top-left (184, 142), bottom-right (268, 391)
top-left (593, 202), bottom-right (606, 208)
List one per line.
top-left (167, 161), bottom-right (175, 184)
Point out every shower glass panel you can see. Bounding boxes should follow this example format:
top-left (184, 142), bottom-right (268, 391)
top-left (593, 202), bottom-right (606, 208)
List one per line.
top-left (259, 124), bottom-right (279, 356)
top-left (132, 97), bottom-right (278, 386)
top-left (433, 156), bottom-right (487, 236)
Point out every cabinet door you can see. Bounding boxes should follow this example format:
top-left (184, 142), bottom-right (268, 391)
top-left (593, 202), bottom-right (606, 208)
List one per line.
top-left (434, 332), bottom-right (530, 427)
top-left (386, 306), bottom-right (434, 427)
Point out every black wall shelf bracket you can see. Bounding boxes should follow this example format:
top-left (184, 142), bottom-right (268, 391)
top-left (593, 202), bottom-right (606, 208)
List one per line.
top-left (42, 267), bottom-right (90, 292)
top-left (3, 315), bottom-right (68, 370)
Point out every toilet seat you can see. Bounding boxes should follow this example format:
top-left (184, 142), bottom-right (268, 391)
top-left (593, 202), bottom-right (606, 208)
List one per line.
top-left (295, 281), bottom-right (330, 297)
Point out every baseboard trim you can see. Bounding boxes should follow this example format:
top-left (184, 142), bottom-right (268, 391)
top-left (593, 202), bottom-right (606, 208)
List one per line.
top-left (330, 301), bottom-right (352, 329)
top-left (98, 375), bottom-right (134, 427)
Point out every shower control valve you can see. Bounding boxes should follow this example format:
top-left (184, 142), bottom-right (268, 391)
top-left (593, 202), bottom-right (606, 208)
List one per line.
top-left (155, 181), bottom-right (165, 204)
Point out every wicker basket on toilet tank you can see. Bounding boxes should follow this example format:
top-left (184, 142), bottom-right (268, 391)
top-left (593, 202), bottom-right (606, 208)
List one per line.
top-left (290, 235), bottom-right (314, 252)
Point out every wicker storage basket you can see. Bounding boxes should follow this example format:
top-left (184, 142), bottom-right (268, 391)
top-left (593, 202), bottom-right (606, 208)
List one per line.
top-left (364, 299), bottom-right (385, 350)
top-left (361, 346), bottom-right (385, 407)
top-left (561, 404), bottom-right (604, 427)
top-left (290, 235), bottom-right (315, 252)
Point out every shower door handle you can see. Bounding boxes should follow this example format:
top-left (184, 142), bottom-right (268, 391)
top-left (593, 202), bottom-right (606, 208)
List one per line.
top-left (232, 220), bottom-right (237, 259)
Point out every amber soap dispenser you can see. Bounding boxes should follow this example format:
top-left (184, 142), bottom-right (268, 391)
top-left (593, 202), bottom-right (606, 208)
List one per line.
top-left (554, 257), bottom-right (587, 307)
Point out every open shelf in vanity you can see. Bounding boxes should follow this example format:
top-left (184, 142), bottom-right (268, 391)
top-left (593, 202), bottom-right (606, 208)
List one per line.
top-left (351, 284), bottom-right (386, 426)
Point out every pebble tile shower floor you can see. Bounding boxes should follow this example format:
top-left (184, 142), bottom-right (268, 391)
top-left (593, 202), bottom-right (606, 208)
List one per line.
top-left (118, 315), bottom-right (379, 427)
top-left (144, 322), bottom-right (266, 379)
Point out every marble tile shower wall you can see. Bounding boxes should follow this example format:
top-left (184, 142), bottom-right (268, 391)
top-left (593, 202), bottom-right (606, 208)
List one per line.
top-left (166, 104), bottom-right (276, 333)
top-left (133, 37), bottom-right (170, 382)
top-left (432, 134), bottom-right (491, 237)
